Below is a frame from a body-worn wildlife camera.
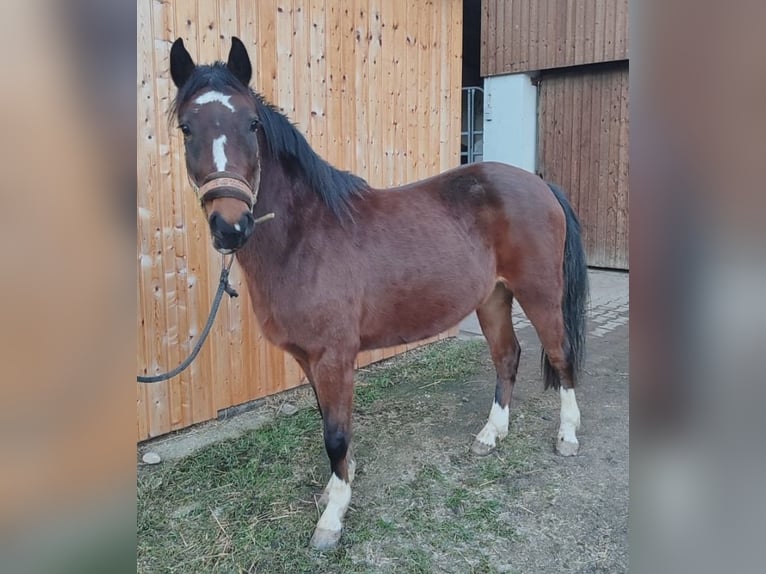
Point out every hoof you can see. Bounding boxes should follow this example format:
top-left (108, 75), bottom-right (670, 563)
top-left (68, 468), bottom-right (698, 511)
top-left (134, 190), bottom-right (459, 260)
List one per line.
top-left (310, 527), bottom-right (341, 551)
top-left (470, 439), bottom-right (495, 456)
top-left (557, 436), bottom-right (579, 456)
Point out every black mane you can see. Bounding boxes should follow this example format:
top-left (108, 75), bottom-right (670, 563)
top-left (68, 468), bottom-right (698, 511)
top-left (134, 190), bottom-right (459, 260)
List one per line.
top-left (172, 62), bottom-right (368, 219)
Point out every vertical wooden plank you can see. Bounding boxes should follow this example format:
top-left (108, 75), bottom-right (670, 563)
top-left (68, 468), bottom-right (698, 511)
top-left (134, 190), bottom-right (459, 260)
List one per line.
top-left (519, 0), bottom-right (529, 71)
top-left (587, 69), bottom-right (602, 264)
top-left (536, 0), bottom-right (547, 69)
top-left (577, 70), bottom-right (593, 260)
top-left (340, 3), bottom-right (356, 173)
top-left (276, 0), bottom-right (295, 118)
top-left (480, 0), bottom-right (489, 76)
top-left (604, 0), bottom-right (616, 62)
top-left (596, 69), bottom-right (610, 267)
top-left (607, 68), bottom-right (622, 268)
top-left (536, 77), bottom-right (546, 179)
top-left (325, 2), bottom-right (342, 168)
top-left (593, 0), bottom-right (605, 65)
top-left (528, 0), bottom-right (538, 74)
top-left (584, 0), bottom-right (595, 66)
top-left (503, 0), bottom-right (514, 74)
top-left (428, 0), bottom-right (440, 175)
top-left (546, 0), bottom-right (557, 70)
top-left (450, 0), bottom-right (463, 167)
top-left (354, 0), bottom-right (370, 178)
top-left (391, 0), bottom-right (406, 184)
top-left (136, 0), bottom-right (153, 439)
top-left (617, 67), bottom-right (629, 268)
top-left (367, 0), bottom-right (382, 186)
top-left (139, 0), bottom-right (172, 437)
top-left (309, 0), bottom-right (328, 158)
top-left (574, 0), bottom-right (586, 66)
top-left (562, 74), bottom-right (574, 206)
top-left (564, 0), bottom-right (575, 66)
top-left (570, 72), bottom-right (584, 227)
top-left (258, 0), bottom-right (278, 104)
top-left (293, 2), bottom-right (311, 137)
top-left (154, 0), bottom-right (185, 429)
top-left (415, 1), bottom-right (428, 179)
top-left (554, 0), bottom-right (565, 67)
top-left (552, 75), bottom-right (563, 185)
top-left (486, 0), bottom-right (496, 76)
top-left (495, 0), bottom-right (504, 74)
top-left (510, 0), bottom-right (520, 73)
top-left (404, 0), bottom-right (417, 183)
top-left (616, 0), bottom-right (629, 59)
top-left (381, 0), bottom-right (396, 184)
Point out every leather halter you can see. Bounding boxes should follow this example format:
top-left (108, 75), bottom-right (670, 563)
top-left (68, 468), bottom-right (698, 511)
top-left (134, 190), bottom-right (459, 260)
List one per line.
top-left (198, 171), bottom-right (255, 210)
top-left (190, 151), bottom-right (262, 211)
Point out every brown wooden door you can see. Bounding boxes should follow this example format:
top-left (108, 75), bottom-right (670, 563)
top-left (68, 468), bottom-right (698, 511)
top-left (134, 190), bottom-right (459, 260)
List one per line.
top-left (537, 62), bottom-right (629, 269)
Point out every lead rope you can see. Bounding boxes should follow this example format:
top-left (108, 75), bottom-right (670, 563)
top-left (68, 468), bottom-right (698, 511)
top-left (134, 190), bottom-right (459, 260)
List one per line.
top-left (137, 254), bottom-right (238, 383)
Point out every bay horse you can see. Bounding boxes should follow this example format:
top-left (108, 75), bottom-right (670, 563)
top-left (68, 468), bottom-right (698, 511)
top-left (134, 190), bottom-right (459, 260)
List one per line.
top-left (169, 37), bottom-right (588, 550)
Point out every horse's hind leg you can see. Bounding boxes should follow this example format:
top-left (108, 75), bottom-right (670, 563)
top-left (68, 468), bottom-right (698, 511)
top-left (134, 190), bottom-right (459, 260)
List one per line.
top-left (515, 287), bottom-right (581, 456)
top-left (471, 284), bottom-right (521, 456)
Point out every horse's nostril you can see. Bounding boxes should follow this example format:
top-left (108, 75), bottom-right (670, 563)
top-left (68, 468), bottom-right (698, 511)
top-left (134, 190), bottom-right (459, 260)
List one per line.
top-left (239, 212), bottom-right (255, 236)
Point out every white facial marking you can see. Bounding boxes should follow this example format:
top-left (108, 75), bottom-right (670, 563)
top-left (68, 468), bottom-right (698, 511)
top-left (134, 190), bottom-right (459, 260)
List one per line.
top-left (212, 135), bottom-right (228, 171)
top-left (316, 473), bottom-right (351, 533)
top-left (194, 91), bottom-right (236, 112)
top-left (233, 223), bottom-right (241, 232)
top-left (475, 401), bottom-right (509, 447)
top-left (558, 388), bottom-right (581, 444)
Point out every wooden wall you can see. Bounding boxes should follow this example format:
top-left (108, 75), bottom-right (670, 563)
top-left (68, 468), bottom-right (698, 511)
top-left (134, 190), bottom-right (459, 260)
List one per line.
top-left (481, 0), bottom-right (629, 76)
top-left (137, 0), bottom-right (463, 441)
top-left (537, 63), bottom-right (629, 269)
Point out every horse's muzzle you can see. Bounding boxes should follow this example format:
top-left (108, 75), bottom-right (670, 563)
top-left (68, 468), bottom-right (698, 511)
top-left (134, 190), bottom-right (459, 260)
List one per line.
top-left (209, 210), bottom-right (255, 253)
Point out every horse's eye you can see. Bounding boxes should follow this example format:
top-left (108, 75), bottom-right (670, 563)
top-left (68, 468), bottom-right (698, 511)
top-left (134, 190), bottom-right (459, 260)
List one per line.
top-left (179, 124), bottom-right (191, 137)
top-left (249, 119), bottom-right (260, 132)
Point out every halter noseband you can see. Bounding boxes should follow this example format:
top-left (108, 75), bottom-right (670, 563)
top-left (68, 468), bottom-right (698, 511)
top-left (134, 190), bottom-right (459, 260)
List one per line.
top-left (197, 171), bottom-right (256, 210)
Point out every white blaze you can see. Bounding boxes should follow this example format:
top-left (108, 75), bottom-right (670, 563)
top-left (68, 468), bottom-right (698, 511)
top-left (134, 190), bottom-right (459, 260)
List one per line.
top-left (194, 91), bottom-right (236, 112)
top-left (316, 473), bottom-right (351, 533)
top-left (212, 135), bottom-right (228, 171)
top-left (475, 401), bottom-right (509, 447)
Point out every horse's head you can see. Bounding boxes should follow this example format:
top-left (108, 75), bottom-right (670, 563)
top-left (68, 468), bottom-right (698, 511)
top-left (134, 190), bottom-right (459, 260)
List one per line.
top-left (170, 37), bottom-right (261, 254)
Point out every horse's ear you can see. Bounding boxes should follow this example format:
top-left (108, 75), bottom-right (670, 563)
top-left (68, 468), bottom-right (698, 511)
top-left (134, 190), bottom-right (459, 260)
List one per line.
top-left (227, 37), bottom-right (252, 87)
top-left (170, 38), bottom-right (195, 88)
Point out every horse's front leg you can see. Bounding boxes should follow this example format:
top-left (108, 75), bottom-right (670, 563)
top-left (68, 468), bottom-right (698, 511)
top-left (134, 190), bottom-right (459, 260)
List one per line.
top-left (308, 349), bottom-right (356, 550)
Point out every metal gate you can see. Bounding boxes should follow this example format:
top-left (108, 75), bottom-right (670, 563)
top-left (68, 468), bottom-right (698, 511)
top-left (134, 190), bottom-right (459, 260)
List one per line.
top-left (461, 87), bottom-right (484, 164)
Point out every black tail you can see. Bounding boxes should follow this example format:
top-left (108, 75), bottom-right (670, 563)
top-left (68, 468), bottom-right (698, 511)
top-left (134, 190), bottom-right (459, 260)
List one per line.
top-left (542, 183), bottom-right (589, 390)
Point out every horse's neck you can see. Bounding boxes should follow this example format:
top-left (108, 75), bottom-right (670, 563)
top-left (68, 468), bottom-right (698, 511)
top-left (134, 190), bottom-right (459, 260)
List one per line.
top-left (235, 157), bottom-right (322, 309)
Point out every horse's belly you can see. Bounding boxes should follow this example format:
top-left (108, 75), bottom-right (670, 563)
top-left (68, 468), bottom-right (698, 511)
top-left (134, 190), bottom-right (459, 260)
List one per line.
top-left (359, 272), bottom-right (492, 350)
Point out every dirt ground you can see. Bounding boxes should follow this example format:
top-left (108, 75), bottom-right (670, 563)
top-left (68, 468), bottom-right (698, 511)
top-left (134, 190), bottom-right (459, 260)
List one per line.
top-left (138, 276), bottom-right (628, 573)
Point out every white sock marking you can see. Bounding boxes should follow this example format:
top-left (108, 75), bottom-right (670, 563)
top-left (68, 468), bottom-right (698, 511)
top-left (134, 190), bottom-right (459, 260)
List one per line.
top-left (475, 401), bottom-right (509, 447)
top-left (194, 91), bottom-right (236, 112)
top-left (212, 135), bottom-right (228, 171)
top-left (558, 388), bottom-right (581, 444)
top-left (316, 473), bottom-right (351, 533)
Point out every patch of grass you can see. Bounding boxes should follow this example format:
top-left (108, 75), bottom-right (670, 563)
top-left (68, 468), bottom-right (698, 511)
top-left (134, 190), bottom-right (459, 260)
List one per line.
top-left (138, 338), bottom-right (530, 573)
top-left (356, 339), bottom-right (487, 407)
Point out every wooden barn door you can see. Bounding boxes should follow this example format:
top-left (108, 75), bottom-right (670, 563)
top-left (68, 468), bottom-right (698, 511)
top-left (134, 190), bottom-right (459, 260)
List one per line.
top-left (537, 62), bottom-right (629, 270)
